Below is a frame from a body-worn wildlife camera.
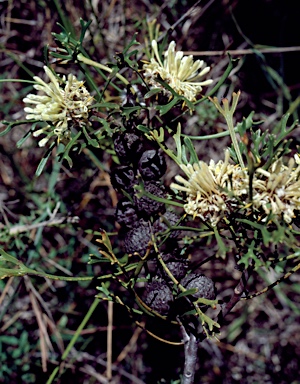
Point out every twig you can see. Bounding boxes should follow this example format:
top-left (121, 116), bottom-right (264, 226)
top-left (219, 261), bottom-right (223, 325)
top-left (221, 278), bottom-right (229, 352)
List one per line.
top-left (4, 215), bottom-right (79, 236)
top-left (75, 351), bottom-right (147, 384)
top-left (46, 298), bottom-right (100, 384)
top-left (0, 276), bottom-right (14, 308)
top-left (114, 323), bottom-right (143, 364)
top-left (26, 278), bottom-right (48, 372)
top-left (180, 322), bottom-right (198, 384)
top-left (106, 301), bottom-right (113, 380)
top-left (218, 267), bottom-right (252, 323)
top-left (184, 46), bottom-right (300, 56)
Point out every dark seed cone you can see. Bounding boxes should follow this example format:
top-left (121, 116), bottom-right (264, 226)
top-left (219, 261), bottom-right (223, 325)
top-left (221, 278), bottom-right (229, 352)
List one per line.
top-left (143, 279), bottom-right (174, 315)
top-left (115, 199), bottom-right (139, 228)
top-left (152, 211), bottom-right (181, 238)
top-left (157, 252), bottom-right (189, 281)
top-left (123, 220), bottom-right (152, 256)
top-left (180, 273), bottom-right (216, 301)
top-left (138, 149), bottom-right (167, 180)
top-left (110, 165), bottom-right (136, 192)
top-left (134, 181), bottom-right (166, 216)
top-left (113, 131), bottom-right (144, 164)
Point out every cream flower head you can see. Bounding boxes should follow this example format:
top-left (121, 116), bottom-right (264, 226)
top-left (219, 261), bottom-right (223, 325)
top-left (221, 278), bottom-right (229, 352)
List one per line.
top-left (252, 156), bottom-right (300, 223)
top-left (143, 40), bottom-right (213, 102)
top-left (23, 66), bottom-right (94, 146)
top-left (171, 149), bottom-right (300, 226)
top-left (171, 151), bottom-right (248, 226)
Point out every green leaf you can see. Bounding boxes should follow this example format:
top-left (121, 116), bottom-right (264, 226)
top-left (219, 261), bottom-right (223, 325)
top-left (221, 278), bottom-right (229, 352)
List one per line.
top-left (177, 288), bottom-right (198, 299)
top-left (182, 308), bottom-right (197, 316)
top-left (0, 120), bottom-right (29, 137)
top-left (121, 105), bottom-right (141, 119)
top-left (0, 249), bottom-right (22, 265)
top-left (57, 131), bottom-right (82, 168)
top-left (131, 308), bottom-right (144, 315)
top-left (274, 113), bottom-right (298, 144)
top-left (144, 88), bottom-right (163, 99)
top-left (123, 32), bottom-right (140, 56)
top-left (237, 240), bottom-right (263, 269)
top-left (82, 126), bottom-right (100, 148)
top-left (157, 97), bottom-right (180, 115)
top-left (213, 227), bottom-right (227, 259)
top-left (136, 124), bottom-right (150, 134)
top-left (16, 128), bottom-right (35, 147)
top-left (92, 102), bottom-right (120, 110)
top-left (88, 257), bottom-right (108, 265)
top-left (0, 336), bottom-right (20, 345)
top-left (183, 136), bottom-right (199, 164)
top-left (0, 249), bottom-right (27, 279)
top-left (0, 121), bottom-right (14, 136)
top-left (78, 19), bottom-right (92, 45)
top-left (96, 282), bottom-right (111, 298)
top-left (35, 141), bottom-right (56, 176)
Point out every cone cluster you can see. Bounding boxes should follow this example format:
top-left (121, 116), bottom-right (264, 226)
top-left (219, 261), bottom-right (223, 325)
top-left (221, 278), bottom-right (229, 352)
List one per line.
top-left (111, 127), bottom-right (215, 316)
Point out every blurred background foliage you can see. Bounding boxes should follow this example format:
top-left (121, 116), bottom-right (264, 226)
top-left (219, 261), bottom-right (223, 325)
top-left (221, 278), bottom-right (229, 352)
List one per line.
top-left (0, 0), bottom-right (300, 383)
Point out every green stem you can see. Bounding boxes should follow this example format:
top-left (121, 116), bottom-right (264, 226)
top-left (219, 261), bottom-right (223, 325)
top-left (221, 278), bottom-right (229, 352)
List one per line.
top-left (181, 127), bottom-right (238, 140)
top-left (224, 109), bottom-right (245, 169)
top-left (210, 92), bottom-right (245, 169)
top-left (28, 270), bottom-right (95, 281)
top-left (19, 262), bottom-right (95, 282)
top-left (0, 79), bottom-right (35, 84)
top-left (134, 185), bottom-right (184, 208)
top-left (77, 53), bottom-right (130, 87)
top-left (46, 298), bottom-right (100, 384)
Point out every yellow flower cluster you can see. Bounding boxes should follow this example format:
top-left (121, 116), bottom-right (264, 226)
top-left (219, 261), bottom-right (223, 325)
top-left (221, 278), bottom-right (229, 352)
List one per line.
top-left (23, 66), bottom-right (94, 146)
top-left (143, 40), bottom-right (213, 102)
top-left (252, 156), bottom-right (300, 224)
top-left (171, 151), bottom-right (247, 226)
top-left (171, 152), bottom-right (300, 226)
